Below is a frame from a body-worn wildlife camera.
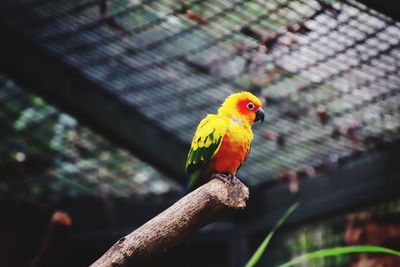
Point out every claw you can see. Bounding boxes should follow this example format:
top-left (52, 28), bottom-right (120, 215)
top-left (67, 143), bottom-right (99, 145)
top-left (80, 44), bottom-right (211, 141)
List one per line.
top-left (228, 173), bottom-right (235, 185)
top-left (211, 173), bottom-right (237, 185)
top-left (211, 173), bottom-right (229, 184)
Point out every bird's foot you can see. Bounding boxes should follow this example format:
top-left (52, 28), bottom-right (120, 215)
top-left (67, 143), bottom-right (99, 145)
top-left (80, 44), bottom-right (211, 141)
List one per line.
top-left (211, 173), bottom-right (237, 185)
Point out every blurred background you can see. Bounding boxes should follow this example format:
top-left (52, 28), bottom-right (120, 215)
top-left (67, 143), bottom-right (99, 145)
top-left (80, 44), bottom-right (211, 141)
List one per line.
top-left (0, 0), bottom-right (399, 266)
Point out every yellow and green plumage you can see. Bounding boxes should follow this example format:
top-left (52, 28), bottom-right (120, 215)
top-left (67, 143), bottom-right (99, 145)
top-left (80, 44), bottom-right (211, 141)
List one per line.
top-left (185, 91), bottom-right (264, 190)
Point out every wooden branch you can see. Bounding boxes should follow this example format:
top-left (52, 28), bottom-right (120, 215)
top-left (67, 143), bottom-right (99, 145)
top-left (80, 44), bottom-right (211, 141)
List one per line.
top-left (30, 211), bottom-right (72, 267)
top-left (91, 174), bottom-right (249, 267)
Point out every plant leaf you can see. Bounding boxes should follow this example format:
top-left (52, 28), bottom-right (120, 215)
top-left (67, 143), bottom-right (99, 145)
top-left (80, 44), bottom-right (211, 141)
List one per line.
top-left (278, 245), bottom-right (400, 267)
top-left (244, 202), bottom-right (299, 267)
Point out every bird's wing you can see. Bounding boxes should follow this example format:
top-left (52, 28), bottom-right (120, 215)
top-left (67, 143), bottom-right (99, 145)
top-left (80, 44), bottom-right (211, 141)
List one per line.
top-left (185, 114), bottom-right (227, 189)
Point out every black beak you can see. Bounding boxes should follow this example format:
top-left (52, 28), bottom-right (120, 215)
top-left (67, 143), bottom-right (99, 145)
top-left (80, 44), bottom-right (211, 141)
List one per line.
top-left (255, 108), bottom-right (265, 123)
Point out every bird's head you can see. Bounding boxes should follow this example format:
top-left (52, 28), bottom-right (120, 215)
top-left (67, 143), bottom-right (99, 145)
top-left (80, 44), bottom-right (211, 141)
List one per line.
top-left (218, 91), bottom-right (264, 127)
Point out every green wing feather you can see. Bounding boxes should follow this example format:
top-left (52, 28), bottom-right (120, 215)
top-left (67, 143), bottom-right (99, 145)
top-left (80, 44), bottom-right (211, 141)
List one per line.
top-left (186, 115), bottom-right (227, 189)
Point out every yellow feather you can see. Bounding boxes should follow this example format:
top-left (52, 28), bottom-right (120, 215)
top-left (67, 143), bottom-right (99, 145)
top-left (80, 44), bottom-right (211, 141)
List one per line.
top-left (187, 114), bottom-right (227, 162)
top-left (217, 91), bottom-right (263, 128)
top-left (186, 91), bottom-right (264, 189)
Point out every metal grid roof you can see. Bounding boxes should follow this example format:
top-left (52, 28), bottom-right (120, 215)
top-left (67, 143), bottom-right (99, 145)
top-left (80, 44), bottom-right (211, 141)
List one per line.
top-left (1, 0), bottom-right (399, 187)
top-left (0, 74), bottom-right (179, 201)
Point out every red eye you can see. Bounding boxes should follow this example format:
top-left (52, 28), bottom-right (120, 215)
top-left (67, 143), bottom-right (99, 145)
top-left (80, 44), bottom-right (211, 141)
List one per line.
top-left (247, 102), bottom-right (255, 110)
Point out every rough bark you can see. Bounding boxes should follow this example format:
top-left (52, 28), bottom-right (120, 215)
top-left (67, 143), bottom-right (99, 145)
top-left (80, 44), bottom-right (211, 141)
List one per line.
top-left (90, 174), bottom-right (249, 267)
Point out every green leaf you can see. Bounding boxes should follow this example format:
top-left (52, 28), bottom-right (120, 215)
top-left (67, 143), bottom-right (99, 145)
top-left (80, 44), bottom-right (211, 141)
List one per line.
top-left (244, 202), bottom-right (299, 267)
top-left (278, 245), bottom-right (400, 267)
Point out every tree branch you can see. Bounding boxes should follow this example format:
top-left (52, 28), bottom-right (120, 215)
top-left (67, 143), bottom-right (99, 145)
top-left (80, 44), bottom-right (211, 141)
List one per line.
top-left (90, 174), bottom-right (249, 267)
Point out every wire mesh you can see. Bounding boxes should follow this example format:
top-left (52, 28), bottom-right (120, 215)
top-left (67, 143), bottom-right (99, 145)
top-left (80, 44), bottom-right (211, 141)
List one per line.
top-left (0, 75), bottom-right (180, 201)
top-left (1, 0), bottom-right (399, 188)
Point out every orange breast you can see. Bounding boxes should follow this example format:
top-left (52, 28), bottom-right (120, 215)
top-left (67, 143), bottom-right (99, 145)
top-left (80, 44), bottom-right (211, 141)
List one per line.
top-left (212, 134), bottom-right (250, 174)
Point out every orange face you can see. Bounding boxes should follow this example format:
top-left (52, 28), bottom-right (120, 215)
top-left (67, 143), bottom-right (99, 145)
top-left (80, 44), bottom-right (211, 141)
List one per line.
top-left (235, 96), bottom-right (265, 124)
top-left (218, 91), bottom-right (265, 125)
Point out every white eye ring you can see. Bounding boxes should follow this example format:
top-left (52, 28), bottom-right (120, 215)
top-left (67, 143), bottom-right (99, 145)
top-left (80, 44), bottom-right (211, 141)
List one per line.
top-left (247, 102), bottom-right (255, 110)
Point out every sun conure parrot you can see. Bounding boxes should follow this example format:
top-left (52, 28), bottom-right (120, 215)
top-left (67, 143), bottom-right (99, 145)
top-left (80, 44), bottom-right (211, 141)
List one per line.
top-left (185, 91), bottom-right (264, 191)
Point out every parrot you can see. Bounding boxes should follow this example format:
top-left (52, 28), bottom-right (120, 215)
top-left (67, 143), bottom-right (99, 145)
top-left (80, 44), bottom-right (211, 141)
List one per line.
top-left (185, 91), bottom-right (264, 191)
